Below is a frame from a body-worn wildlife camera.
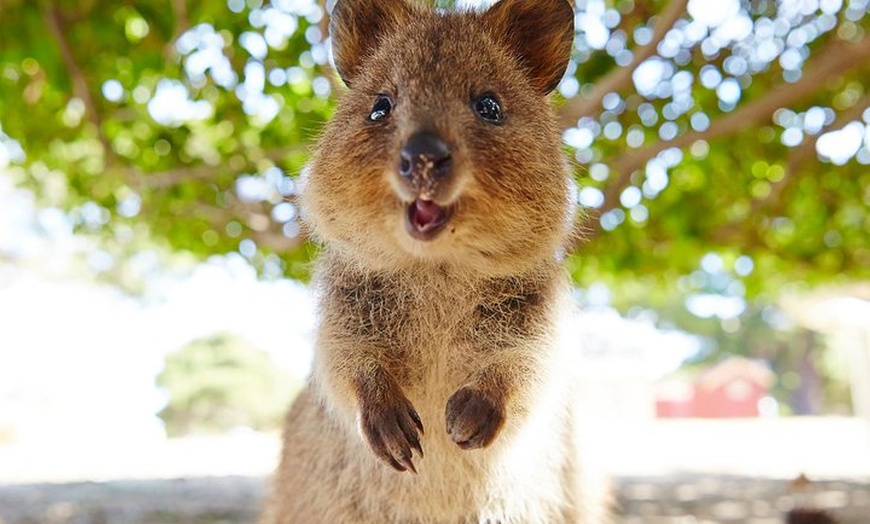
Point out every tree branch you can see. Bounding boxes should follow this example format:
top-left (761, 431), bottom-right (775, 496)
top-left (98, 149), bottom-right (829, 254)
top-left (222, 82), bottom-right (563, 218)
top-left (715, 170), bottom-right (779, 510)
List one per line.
top-left (193, 199), bottom-right (307, 252)
top-left (614, 34), bottom-right (869, 186)
top-left (130, 144), bottom-right (309, 189)
top-left (134, 164), bottom-right (218, 188)
top-left (558, 0), bottom-right (689, 126)
top-left (41, 0), bottom-right (123, 174)
top-left (42, 0), bottom-right (100, 130)
top-left (165, 0), bottom-right (190, 61)
top-left (571, 33), bottom-right (870, 248)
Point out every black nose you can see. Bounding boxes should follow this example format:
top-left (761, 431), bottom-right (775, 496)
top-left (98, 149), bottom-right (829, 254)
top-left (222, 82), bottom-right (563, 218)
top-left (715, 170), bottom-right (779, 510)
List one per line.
top-left (399, 132), bottom-right (452, 180)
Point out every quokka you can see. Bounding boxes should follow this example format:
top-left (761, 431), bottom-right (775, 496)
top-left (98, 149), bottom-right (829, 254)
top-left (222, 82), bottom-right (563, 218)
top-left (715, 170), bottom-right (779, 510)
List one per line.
top-left (261, 0), bottom-right (607, 522)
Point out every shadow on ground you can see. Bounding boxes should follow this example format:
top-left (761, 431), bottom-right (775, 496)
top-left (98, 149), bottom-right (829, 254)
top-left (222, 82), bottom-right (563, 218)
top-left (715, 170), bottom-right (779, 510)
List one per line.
top-left (1, 474), bottom-right (867, 524)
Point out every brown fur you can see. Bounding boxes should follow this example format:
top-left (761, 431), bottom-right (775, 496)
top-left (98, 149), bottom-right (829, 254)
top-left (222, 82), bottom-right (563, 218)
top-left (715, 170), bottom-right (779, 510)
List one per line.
top-left (261, 1), bottom-right (607, 522)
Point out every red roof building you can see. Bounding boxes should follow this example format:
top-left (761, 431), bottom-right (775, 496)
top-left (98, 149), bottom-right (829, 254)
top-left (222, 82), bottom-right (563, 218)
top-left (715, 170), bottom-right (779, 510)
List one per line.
top-left (656, 357), bottom-right (775, 418)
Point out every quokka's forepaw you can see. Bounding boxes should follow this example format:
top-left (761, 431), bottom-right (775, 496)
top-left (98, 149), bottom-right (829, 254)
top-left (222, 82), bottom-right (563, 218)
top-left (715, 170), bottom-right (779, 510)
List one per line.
top-left (359, 390), bottom-right (424, 474)
top-left (445, 386), bottom-right (505, 450)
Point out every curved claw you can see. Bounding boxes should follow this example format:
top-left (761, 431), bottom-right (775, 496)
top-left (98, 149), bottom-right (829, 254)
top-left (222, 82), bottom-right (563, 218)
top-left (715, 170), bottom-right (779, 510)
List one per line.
top-left (409, 408), bottom-right (424, 435)
top-left (397, 412), bottom-right (424, 459)
top-left (359, 388), bottom-right (425, 474)
top-left (396, 449), bottom-right (417, 474)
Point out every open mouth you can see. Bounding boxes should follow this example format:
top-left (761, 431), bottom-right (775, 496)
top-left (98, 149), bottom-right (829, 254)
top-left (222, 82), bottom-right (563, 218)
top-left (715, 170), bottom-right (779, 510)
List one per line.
top-left (405, 199), bottom-right (451, 240)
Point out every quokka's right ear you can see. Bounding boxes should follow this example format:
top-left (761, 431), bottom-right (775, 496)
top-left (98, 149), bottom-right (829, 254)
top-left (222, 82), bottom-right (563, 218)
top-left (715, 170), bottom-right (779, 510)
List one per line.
top-left (329, 0), bottom-right (413, 86)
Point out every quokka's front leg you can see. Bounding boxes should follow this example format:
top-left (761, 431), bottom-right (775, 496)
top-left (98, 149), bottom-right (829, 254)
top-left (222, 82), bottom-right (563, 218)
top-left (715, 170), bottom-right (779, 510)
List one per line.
top-left (445, 380), bottom-right (506, 450)
top-left (447, 275), bottom-right (557, 450)
top-left (316, 342), bottom-right (424, 473)
top-left (316, 266), bottom-right (424, 472)
top-left (445, 358), bottom-right (540, 450)
top-left (354, 365), bottom-right (424, 473)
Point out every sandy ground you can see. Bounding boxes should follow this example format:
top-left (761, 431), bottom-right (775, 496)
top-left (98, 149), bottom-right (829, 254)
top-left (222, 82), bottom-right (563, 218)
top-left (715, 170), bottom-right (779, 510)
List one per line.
top-left (2, 417), bottom-right (868, 484)
top-left (580, 416), bottom-right (870, 479)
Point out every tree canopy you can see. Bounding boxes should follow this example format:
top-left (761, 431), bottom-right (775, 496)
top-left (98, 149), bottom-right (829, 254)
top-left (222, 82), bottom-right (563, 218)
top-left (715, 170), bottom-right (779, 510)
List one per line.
top-left (0, 0), bottom-right (868, 301)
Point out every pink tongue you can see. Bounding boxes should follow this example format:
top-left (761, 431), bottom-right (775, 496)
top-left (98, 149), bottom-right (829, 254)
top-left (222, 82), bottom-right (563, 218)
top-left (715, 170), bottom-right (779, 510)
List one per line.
top-left (413, 200), bottom-right (442, 230)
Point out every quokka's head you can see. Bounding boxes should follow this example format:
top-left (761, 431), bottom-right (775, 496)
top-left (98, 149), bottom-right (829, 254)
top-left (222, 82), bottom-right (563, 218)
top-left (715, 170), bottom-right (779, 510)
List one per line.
top-left (303, 0), bottom-right (575, 276)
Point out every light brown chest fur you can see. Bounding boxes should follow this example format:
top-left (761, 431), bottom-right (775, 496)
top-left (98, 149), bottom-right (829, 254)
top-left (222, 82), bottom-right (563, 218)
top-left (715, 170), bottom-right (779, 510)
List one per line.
top-left (264, 256), bottom-right (589, 524)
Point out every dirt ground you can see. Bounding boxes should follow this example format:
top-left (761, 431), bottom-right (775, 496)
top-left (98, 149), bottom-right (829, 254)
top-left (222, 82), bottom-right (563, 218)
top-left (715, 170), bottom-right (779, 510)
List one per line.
top-left (0, 474), bottom-right (868, 524)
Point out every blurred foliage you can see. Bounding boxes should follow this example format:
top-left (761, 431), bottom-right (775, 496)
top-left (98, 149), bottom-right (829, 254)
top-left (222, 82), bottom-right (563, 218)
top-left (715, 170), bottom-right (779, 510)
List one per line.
top-left (156, 333), bottom-right (300, 436)
top-left (0, 0), bottom-right (868, 298)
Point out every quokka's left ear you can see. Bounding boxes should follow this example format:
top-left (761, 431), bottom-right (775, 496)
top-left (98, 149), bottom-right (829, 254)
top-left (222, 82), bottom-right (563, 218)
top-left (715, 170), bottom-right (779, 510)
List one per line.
top-left (482, 0), bottom-right (575, 94)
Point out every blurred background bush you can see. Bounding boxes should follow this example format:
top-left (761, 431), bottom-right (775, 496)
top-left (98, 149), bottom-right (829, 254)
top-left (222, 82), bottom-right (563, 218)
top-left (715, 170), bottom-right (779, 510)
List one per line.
top-left (156, 333), bottom-right (299, 436)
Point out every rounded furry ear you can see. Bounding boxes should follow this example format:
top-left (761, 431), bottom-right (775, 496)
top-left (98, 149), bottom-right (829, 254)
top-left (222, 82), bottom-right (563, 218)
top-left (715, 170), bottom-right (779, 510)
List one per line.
top-left (329, 0), bottom-right (414, 86)
top-left (483, 0), bottom-right (575, 94)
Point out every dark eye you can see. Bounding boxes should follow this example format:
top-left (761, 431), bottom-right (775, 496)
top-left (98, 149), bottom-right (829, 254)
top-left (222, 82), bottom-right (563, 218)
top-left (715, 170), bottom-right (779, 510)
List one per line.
top-left (369, 94), bottom-right (392, 121)
top-left (473, 93), bottom-right (504, 124)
